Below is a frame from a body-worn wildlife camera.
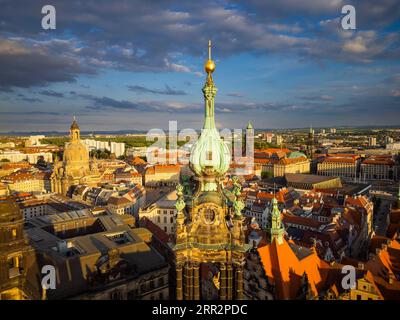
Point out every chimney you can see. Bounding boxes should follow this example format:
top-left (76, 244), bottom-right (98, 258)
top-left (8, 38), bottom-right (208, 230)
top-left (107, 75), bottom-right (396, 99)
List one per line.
top-left (57, 240), bottom-right (68, 254)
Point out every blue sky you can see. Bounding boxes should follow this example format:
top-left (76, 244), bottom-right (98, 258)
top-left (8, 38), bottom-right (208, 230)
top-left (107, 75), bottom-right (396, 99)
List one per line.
top-left (0, 0), bottom-right (399, 132)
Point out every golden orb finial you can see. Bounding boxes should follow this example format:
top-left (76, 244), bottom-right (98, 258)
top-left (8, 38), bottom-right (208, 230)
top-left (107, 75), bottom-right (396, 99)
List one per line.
top-left (204, 40), bottom-right (216, 75)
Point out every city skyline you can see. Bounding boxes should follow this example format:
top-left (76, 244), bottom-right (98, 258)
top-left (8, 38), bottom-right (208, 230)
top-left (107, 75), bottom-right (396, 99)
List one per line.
top-left (0, 0), bottom-right (399, 131)
top-left (1, 12), bottom-right (400, 302)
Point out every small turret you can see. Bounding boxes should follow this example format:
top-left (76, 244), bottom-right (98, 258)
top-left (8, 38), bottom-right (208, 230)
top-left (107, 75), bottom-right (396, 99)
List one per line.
top-left (270, 197), bottom-right (285, 245)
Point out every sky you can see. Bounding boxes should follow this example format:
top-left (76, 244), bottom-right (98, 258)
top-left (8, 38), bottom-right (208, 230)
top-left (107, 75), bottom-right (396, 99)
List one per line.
top-left (0, 0), bottom-right (399, 132)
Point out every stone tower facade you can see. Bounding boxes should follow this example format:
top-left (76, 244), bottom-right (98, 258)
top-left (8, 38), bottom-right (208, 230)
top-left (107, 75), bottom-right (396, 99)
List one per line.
top-left (0, 198), bottom-right (34, 300)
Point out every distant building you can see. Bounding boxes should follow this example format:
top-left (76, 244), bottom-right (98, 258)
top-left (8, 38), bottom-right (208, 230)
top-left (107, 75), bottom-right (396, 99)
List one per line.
top-left (360, 155), bottom-right (398, 181)
top-left (139, 190), bottom-right (177, 235)
top-left (25, 135), bottom-right (45, 147)
top-left (107, 184), bottom-right (146, 218)
top-left (386, 142), bottom-right (400, 150)
top-left (317, 154), bottom-right (360, 179)
top-left (82, 139), bottom-right (126, 158)
top-left (330, 128), bottom-right (336, 134)
top-left (385, 136), bottom-right (394, 145)
top-left (275, 135), bottom-right (283, 146)
top-left (254, 150), bottom-right (310, 178)
top-left (261, 132), bottom-right (274, 143)
top-left (368, 137), bottom-right (377, 147)
top-left (284, 173), bottom-right (342, 191)
top-left (144, 164), bottom-right (180, 187)
top-left (0, 150), bottom-right (52, 164)
top-left (1, 171), bottom-right (51, 193)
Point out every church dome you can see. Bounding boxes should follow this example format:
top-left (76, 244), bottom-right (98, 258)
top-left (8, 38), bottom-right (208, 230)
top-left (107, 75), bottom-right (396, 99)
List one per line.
top-left (62, 118), bottom-right (90, 175)
top-left (288, 151), bottom-right (306, 159)
top-left (63, 141), bottom-right (90, 164)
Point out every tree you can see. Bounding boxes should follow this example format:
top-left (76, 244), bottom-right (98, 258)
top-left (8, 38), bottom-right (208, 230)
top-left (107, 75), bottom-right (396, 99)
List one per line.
top-left (261, 171), bottom-right (273, 180)
top-left (0, 158), bottom-right (10, 162)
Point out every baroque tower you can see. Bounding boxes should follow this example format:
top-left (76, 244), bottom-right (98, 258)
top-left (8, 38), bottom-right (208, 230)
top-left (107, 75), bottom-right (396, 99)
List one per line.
top-left (174, 41), bottom-right (246, 300)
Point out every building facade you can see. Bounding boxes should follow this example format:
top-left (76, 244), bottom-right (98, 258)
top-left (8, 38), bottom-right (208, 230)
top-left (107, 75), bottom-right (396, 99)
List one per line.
top-left (317, 155), bottom-right (359, 179)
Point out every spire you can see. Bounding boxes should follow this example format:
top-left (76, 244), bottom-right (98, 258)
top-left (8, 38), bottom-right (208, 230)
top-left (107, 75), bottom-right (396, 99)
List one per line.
top-left (189, 40), bottom-right (231, 188)
top-left (247, 121), bottom-right (253, 130)
top-left (204, 40), bottom-right (216, 85)
top-left (202, 40), bottom-right (217, 130)
top-left (71, 116), bottom-right (79, 130)
top-left (270, 197), bottom-right (285, 245)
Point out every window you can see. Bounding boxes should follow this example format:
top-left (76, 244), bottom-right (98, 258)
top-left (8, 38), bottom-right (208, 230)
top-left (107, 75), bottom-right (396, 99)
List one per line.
top-left (110, 290), bottom-right (122, 300)
top-left (164, 217), bottom-right (167, 223)
top-left (170, 217), bottom-right (174, 223)
top-left (207, 151), bottom-right (212, 160)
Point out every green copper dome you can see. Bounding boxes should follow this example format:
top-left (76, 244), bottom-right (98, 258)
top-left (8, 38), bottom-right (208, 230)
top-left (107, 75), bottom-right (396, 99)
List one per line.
top-left (189, 41), bottom-right (230, 189)
top-left (288, 151), bottom-right (307, 158)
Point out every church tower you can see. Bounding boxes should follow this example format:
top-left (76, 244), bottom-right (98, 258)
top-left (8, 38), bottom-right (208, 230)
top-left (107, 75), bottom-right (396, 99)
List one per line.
top-left (245, 122), bottom-right (254, 171)
top-left (307, 126), bottom-right (314, 159)
top-left (270, 197), bottom-right (285, 245)
top-left (174, 41), bottom-right (246, 300)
